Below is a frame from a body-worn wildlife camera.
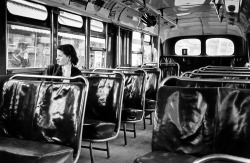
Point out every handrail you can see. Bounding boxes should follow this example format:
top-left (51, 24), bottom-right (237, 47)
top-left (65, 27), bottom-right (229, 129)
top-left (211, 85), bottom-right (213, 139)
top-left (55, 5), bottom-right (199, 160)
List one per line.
top-left (193, 154), bottom-right (250, 163)
top-left (180, 71), bottom-right (193, 77)
top-left (10, 74), bottom-right (87, 82)
top-left (205, 65), bottom-right (250, 69)
top-left (194, 70), bottom-right (250, 74)
top-left (160, 76), bottom-right (250, 87)
top-left (189, 72), bottom-right (250, 78)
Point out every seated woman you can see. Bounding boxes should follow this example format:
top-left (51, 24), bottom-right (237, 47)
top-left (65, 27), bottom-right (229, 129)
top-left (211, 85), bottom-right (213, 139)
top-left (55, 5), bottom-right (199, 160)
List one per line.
top-left (45, 44), bottom-right (81, 82)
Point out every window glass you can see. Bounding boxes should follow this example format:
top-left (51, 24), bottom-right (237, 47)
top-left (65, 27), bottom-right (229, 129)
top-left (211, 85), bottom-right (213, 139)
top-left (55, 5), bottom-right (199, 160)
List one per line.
top-left (89, 37), bottom-right (106, 69)
top-left (90, 19), bottom-right (104, 32)
top-left (132, 31), bottom-right (142, 66)
top-left (7, 0), bottom-right (48, 20)
top-left (7, 24), bottom-right (50, 69)
top-left (143, 34), bottom-right (152, 63)
top-left (206, 38), bottom-right (234, 56)
top-left (58, 11), bottom-right (83, 28)
top-left (175, 39), bottom-right (201, 56)
top-left (89, 19), bottom-right (106, 69)
top-left (58, 32), bottom-right (85, 69)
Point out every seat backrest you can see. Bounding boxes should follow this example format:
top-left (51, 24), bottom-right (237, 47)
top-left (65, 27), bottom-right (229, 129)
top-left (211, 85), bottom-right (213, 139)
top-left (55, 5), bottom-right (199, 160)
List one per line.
top-left (123, 70), bottom-right (147, 111)
top-left (159, 63), bottom-right (180, 80)
top-left (153, 86), bottom-right (217, 156)
top-left (0, 77), bottom-right (88, 159)
top-left (144, 68), bottom-right (160, 101)
top-left (84, 73), bottom-right (124, 127)
top-left (153, 82), bottom-right (250, 158)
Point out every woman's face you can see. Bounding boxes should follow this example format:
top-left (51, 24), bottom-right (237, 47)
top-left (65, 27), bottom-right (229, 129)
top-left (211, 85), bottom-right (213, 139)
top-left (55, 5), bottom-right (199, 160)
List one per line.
top-left (56, 49), bottom-right (70, 66)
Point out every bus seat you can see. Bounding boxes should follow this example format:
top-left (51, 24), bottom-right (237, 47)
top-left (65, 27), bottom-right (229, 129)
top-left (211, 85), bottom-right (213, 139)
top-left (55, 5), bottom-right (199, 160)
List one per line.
top-left (135, 77), bottom-right (250, 163)
top-left (142, 68), bottom-right (160, 129)
top-left (81, 72), bottom-right (124, 163)
top-left (121, 70), bottom-right (147, 145)
top-left (0, 75), bottom-right (88, 163)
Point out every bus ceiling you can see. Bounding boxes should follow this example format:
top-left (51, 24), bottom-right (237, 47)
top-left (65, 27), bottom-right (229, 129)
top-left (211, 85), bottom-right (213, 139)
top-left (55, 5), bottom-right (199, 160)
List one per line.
top-left (31, 0), bottom-right (249, 40)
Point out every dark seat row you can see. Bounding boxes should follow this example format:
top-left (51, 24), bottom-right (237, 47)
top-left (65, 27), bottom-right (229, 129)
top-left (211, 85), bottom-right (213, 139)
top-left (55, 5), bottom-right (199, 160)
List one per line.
top-left (0, 67), bottom-right (161, 163)
top-left (135, 76), bottom-right (250, 163)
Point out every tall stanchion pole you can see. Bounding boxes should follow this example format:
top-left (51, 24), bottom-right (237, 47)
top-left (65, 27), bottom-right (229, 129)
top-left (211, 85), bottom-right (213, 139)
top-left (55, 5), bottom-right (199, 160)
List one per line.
top-left (117, 25), bottom-right (121, 68)
top-left (157, 14), bottom-right (161, 69)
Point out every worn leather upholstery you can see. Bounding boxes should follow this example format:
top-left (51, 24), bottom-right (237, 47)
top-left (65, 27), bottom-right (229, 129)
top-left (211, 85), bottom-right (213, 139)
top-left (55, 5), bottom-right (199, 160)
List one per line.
top-left (0, 79), bottom-right (87, 163)
top-left (122, 72), bottom-right (146, 122)
top-left (83, 76), bottom-right (123, 140)
top-left (135, 86), bottom-right (250, 163)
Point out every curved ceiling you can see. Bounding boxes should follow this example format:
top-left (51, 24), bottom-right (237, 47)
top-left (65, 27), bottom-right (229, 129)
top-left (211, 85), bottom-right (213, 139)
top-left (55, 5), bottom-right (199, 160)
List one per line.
top-left (37, 0), bottom-right (250, 40)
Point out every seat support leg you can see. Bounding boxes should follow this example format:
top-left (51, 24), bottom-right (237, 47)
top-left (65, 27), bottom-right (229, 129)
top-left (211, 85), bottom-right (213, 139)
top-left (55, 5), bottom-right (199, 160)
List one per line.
top-left (123, 122), bottom-right (127, 146)
top-left (89, 142), bottom-right (94, 163)
top-left (106, 141), bottom-right (110, 158)
top-left (143, 116), bottom-right (146, 130)
top-left (133, 123), bottom-right (136, 138)
top-left (150, 112), bottom-right (153, 125)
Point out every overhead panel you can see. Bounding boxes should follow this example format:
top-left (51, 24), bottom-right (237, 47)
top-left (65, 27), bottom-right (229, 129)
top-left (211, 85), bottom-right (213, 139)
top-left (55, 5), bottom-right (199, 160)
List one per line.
top-left (68, 0), bottom-right (88, 10)
top-left (119, 7), bottom-right (141, 29)
top-left (85, 0), bottom-right (112, 19)
top-left (109, 3), bottom-right (126, 24)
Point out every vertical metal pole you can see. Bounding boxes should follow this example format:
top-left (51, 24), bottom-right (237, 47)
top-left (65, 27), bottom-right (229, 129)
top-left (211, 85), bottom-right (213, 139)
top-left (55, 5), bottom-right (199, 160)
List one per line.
top-left (117, 25), bottom-right (121, 68)
top-left (157, 14), bottom-right (161, 69)
top-left (105, 22), bottom-right (108, 68)
top-left (51, 8), bottom-right (58, 64)
top-left (85, 18), bottom-right (90, 69)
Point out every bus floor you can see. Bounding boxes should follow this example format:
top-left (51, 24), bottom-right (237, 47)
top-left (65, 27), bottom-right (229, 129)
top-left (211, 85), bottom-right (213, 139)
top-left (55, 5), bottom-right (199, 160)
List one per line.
top-left (78, 117), bottom-right (153, 163)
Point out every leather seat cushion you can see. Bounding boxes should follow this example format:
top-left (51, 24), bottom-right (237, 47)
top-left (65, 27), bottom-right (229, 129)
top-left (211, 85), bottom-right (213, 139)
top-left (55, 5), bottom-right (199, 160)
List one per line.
top-left (0, 137), bottom-right (74, 163)
top-left (82, 119), bottom-right (116, 139)
top-left (122, 108), bottom-right (143, 121)
top-left (134, 152), bottom-right (197, 163)
top-left (145, 99), bottom-right (156, 111)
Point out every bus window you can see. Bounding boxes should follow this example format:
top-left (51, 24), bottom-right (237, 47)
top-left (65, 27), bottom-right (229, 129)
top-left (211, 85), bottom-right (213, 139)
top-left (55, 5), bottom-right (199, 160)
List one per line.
top-left (7, 25), bottom-right (51, 69)
top-left (143, 34), bottom-right (152, 63)
top-left (58, 11), bottom-right (83, 28)
top-left (175, 39), bottom-right (201, 56)
top-left (206, 38), bottom-right (234, 56)
top-left (89, 19), bottom-right (106, 69)
top-left (132, 31), bottom-right (142, 66)
top-left (7, 0), bottom-right (48, 21)
top-left (58, 11), bottom-right (85, 69)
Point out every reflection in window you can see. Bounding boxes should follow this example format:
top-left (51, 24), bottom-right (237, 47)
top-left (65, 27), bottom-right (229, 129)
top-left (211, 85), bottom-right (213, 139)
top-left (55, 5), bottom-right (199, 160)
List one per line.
top-left (58, 11), bottom-right (83, 28)
top-left (206, 38), bottom-right (234, 56)
top-left (7, 25), bottom-right (51, 69)
top-left (175, 39), bottom-right (201, 56)
top-left (7, 0), bottom-right (48, 20)
top-left (132, 31), bottom-right (142, 66)
top-left (58, 32), bottom-right (85, 69)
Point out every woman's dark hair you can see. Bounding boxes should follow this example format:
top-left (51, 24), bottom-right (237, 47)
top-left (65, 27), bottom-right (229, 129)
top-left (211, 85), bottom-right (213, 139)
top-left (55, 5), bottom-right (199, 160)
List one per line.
top-left (56, 44), bottom-right (78, 65)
